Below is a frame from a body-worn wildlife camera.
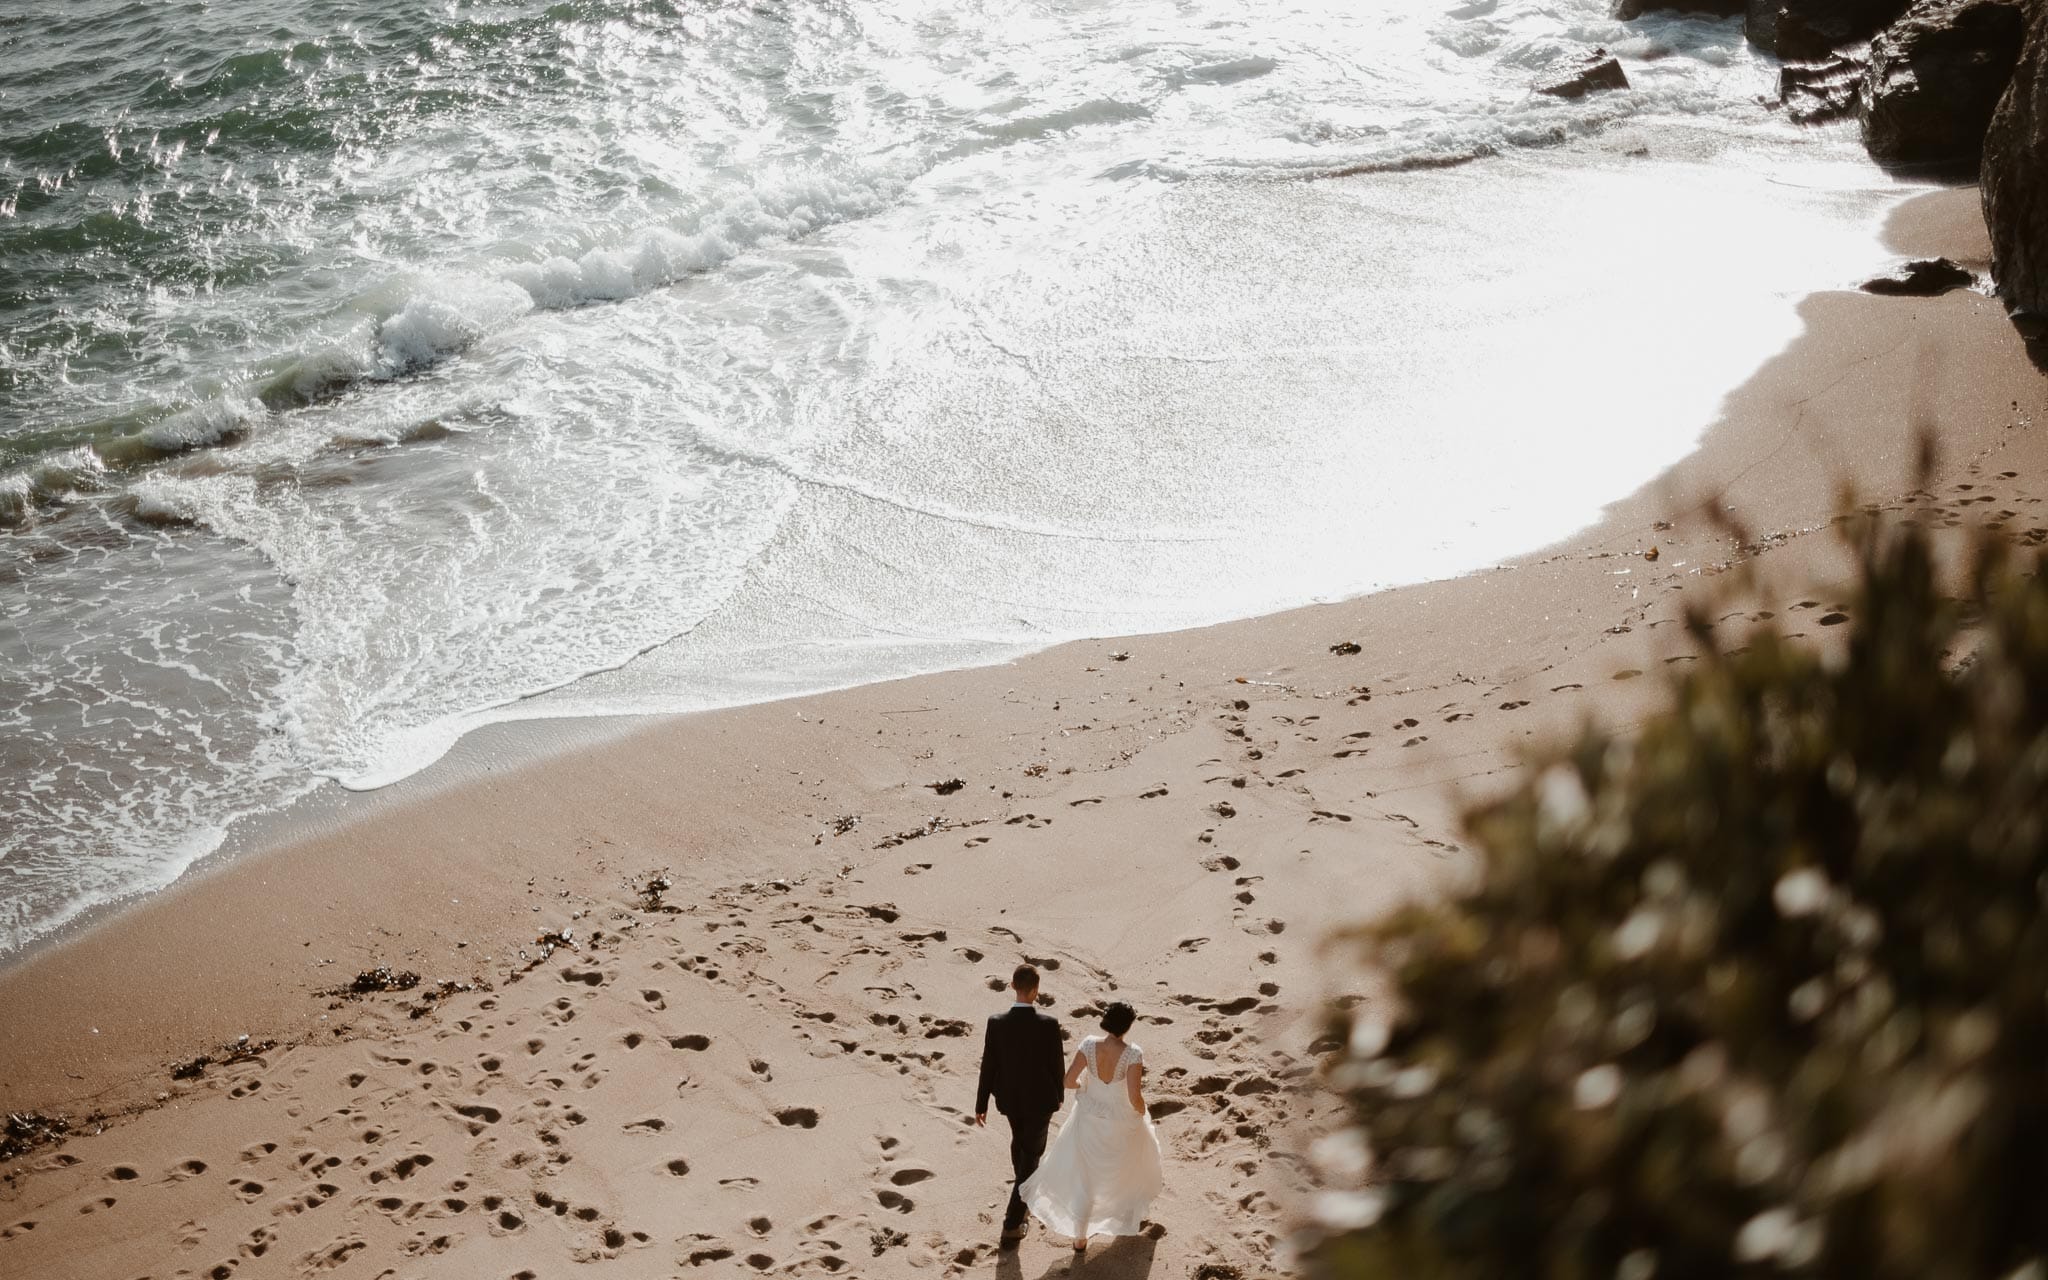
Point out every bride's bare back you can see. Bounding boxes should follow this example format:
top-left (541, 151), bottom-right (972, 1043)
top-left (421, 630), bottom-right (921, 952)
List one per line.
top-left (1093, 1037), bottom-right (1124, 1084)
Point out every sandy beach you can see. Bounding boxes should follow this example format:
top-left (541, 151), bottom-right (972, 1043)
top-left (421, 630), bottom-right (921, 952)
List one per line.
top-left (2, 185), bottom-right (2043, 1280)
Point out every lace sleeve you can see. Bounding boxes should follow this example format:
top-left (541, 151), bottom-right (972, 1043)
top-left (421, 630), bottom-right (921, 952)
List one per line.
top-left (1124, 1042), bottom-right (1144, 1077)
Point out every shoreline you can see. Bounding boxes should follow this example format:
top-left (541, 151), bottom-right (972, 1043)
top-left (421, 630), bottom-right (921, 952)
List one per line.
top-left (2, 186), bottom-right (2041, 1279)
top-left (0, 157), bottom-right (1938, 972)
top-left (0, 132), bottom-right (1925, 966)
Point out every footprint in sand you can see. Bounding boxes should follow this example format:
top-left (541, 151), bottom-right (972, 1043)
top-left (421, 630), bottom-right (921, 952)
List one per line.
top-left (302, 1236), bottom-right (365, 1271)
top-left (239, 1226), bottom-right (276, 1259)
top-left (452, 1102), bottom-right (502, 1134)
top-left (775, 1107), bottom-right (820, 1129)
top-left (274, 1184), bottom-right (340, 1217)
top-left (367, 1152), bottom-right (435, 1185)
top-left (875, 1189), bottom-right (913, 1213)
top-left (402, 1232), bottom-right (458, 1257)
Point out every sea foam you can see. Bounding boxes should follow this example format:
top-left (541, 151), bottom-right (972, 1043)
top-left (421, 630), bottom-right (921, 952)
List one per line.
top-left (0, 0), bottom-right (1921, 955)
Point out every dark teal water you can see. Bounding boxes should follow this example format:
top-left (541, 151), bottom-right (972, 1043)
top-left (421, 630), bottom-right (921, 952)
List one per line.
top-left (2, 0), bottom-right (721, 485)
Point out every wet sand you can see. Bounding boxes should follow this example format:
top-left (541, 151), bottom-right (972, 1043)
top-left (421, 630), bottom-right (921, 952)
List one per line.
top-left (1, 186), bottom-right (2042, 1280)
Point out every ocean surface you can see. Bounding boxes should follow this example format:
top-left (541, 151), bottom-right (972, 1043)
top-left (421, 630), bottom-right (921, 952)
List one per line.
top-left (2, 0), bottom-right (1918, 954)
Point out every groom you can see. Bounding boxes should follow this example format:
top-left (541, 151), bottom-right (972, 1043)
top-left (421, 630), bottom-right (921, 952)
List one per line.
top-left (975, 963), bottom-right (1066, 1247)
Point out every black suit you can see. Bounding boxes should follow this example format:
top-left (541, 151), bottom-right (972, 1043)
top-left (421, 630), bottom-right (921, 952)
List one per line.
top-left (977, 1004), bottom-right (1066, 1231)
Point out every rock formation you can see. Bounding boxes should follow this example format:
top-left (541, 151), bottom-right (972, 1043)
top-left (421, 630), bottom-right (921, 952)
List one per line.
top-left (1858, 257), bottom-right (1978, 294)
top-left (1862, 0), bottom-right (2027, 173)
top-left (1982, 0), bottom-right (2048, 331)
top-left (1535, 49), bottom-right (1631, 98)
top-left (1782, 53), bottom-right (1869, 123)
top-left (1746, 0), bottom-right (1913, 58)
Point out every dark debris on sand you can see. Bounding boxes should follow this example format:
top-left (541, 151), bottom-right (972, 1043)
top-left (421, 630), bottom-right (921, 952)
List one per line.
top-left (319, 965), bottom-right (423, 999)
top-left (1, 1112), bottom-right (72, 1164)
top-left (637, 869), bottom-right (677, 913)
top-left (169, 1033), bottom-right (278, 1081)
top-left (504, 927), bottom-right (580, 982)
top-left (404, 978), bottom-right (489, 1021)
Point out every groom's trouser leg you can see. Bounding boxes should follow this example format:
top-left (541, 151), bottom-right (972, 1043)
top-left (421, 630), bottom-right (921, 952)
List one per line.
top-left (1005, 1111), bottom-right (1051, 1230)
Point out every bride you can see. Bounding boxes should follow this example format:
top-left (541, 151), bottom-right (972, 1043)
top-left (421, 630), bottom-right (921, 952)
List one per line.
top-left (1019, 1001), bottom-right (1165, 1254)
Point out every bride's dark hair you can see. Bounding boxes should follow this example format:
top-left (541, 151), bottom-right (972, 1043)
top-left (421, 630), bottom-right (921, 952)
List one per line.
top-left (1099, 1002), bottom-right (1136, 1037)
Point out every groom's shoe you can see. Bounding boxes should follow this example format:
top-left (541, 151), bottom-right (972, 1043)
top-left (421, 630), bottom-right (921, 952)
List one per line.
top-left (999, 1225), bottom-right (1028, 1248)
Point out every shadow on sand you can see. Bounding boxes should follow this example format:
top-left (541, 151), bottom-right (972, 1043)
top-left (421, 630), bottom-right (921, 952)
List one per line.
top-left (994, 1235), bottom-right (1159, 1280)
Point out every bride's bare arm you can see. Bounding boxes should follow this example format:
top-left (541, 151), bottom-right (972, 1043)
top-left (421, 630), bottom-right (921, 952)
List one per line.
top-left (1126, 1063), bottom-right (1145, 1113)
top-left (1064, 1051), bottom-right (1087, 1090)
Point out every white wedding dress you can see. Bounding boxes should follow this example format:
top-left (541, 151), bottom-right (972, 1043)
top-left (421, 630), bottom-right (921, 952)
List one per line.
top-left (1019, 1035), bottom-right (1165, 1238)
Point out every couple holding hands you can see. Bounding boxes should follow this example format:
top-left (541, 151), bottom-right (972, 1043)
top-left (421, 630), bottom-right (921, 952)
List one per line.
top-left (976, 964), bottom-right (1165, 1256)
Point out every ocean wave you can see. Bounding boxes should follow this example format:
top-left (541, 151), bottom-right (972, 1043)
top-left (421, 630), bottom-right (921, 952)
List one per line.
top-left (0, 156), bottom-right (911, 529)
top-left (0, 0), bottom-right (1905, 959)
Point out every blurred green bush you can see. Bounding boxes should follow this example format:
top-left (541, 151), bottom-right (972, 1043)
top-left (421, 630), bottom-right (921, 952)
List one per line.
top-left (1310, 523), bottom-right (2047, 1280)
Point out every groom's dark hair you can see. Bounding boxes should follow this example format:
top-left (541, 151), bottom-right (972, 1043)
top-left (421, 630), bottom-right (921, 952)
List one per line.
top-left (1012, 963), bottom-right (1040, 993)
